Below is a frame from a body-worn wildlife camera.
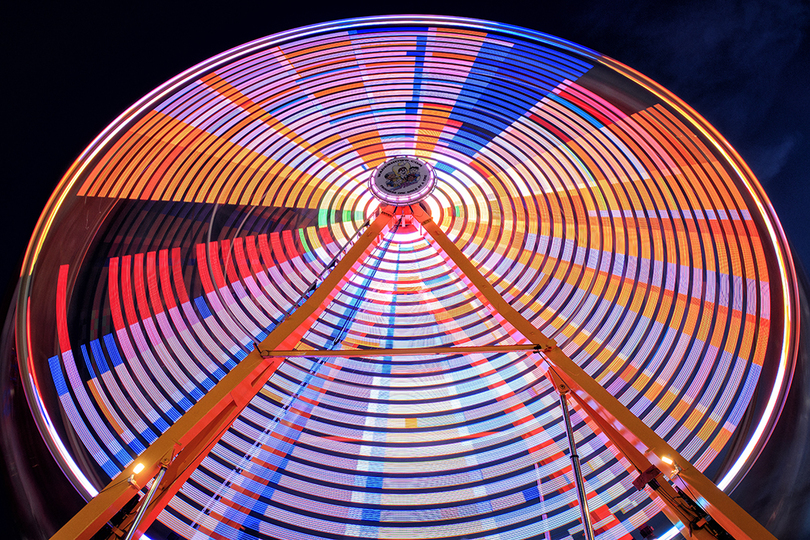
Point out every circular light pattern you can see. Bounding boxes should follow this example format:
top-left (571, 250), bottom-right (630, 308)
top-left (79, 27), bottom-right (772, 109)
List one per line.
top-left (370, 156), bottom-right (436, 205)
top-left (15, 15), bottom-right (798, 540)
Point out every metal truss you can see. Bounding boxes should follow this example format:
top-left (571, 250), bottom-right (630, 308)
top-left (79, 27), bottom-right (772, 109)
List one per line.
top-left (51, 203), bottom-right (775, 540)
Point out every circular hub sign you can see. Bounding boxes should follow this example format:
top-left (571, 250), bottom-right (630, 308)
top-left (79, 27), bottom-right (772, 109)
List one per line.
top-left (369, 156), bottom-right (436, 205)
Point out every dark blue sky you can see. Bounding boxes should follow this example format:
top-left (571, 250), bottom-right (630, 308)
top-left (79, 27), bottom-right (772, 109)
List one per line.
top-left (2, 2), bottom-right (809, 538)
top-left (4, 1), bottom-right (808, 295)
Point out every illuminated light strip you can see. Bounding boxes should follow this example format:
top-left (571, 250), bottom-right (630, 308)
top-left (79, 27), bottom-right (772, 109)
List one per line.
top-left (151, 250), bottom-right (221, 389)
top-left (80, 345), bottom-right (142, 450)
top-left (196, 242), bottom-right (253, 349)
top-left (194, 234), bottom-right (409, 534)
top-left (17, 17), bottom-right (793, 540)
top-left (74, 26), bottom-right (588, 214)
top-left (108, 258), bottom-right (174, 431)
top-left (621, 111), bottom-right (759, 449)
top-left (119, 255), bottom-right (185, 419)
top-left (597, 54), bottom-right (795, 538)
top-left (54, 266), bottom-right (124, 476)
top-left (258, 233), bottom-right (308, 300)
top-left (169, 247), bottom-right (234, 371)
top-left (466, 360), bottom-right (598, 522)
top-left (27, 15), bottom-right (579, 267)
top-left (226, 238), bottom-right (275, 331)
top-left (24, 298), bottom-right (100, 498)
top-left (498, 246), bottom-right (759, 356)
top-left (135, 253), bottom-right (204, 400)
top-left (78, 107), bottom-right (357, 209)
top-left (243, 235), bottom-right (289, 320)
top-left (460, 120), bottom-right (764, 496)
top-left (320, 236), bottom-right (517, 349)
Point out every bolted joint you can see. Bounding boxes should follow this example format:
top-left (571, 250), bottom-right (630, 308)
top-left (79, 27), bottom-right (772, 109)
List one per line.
top-left (632, 465), bottom-right (662, 491)
top-left (543, 364), bottom-right (570, 395)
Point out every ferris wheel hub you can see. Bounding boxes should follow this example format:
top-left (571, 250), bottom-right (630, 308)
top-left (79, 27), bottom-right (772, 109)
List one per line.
top-left (369, 156), bottom-right (436, 205)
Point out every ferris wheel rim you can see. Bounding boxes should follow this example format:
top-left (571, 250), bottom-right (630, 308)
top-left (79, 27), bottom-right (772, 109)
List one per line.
top-left (11, 15), bottom-right (799, 540)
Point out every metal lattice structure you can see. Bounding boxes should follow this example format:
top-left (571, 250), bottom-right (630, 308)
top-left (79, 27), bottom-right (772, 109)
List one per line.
top-left (14, 16), bottom-right (798, 540)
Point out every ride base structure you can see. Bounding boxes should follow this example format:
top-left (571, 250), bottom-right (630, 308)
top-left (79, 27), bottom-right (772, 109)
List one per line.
top-left (50, 199), bottom-right (775, 540)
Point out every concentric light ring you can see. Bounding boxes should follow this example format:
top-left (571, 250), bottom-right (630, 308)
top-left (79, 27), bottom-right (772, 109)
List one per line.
top-left (15, 15), bottom-right (797, 540)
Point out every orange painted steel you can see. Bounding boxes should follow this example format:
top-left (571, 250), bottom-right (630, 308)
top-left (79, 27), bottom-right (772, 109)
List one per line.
top-left (260, 344), bottom-right (540, 357)
top-left (50, 206), bottom-right (395, 540)
top-left (560, 378), bottom-right (717, 540)
top-left (52, 200), bottom-right (774, 540)
top-left (409, 202), bottom-right (775, 540)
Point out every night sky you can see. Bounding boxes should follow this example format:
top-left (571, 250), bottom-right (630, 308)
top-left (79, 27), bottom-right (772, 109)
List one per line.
top-left (3, 1), bottom-right (809, 296)
top-left (2, 1), bottom-right (809, 537)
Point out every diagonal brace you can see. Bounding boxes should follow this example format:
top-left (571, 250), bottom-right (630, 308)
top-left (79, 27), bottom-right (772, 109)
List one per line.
top-left (410, 202), bottom-right (774, 540)
top-left (51, 206), bottom-right (396, 540)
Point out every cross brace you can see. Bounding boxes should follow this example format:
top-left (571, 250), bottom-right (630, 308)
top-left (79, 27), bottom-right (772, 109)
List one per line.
top-left (260, 344), bottom-right (540, 357)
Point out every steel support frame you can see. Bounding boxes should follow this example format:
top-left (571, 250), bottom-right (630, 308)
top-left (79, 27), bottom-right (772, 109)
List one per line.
top-left (558, 390), bottom-right (595, 540)
top-left (52, 201), bottom-right (774, 540)
top-left (260, 344), bottom-right (540, 357)
top-left (51, 206), bottom-right (397, 540)
top-left (409, 202), bottom-right (774, 540)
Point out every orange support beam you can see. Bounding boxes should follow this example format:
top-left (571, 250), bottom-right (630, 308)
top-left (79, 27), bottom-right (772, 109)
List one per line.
top-left (260, 344), bottom-right (540, 357)
top-left (410, 202), bottom-right (775, 540)
top-left (53, 199), bottom-right (775, 540)
top-left (50, 206), bottom-right (396, 540)
top-left (559, 375), bottom-right (717, 540)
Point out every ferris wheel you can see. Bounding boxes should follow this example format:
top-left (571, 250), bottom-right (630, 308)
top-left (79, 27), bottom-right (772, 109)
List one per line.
top-left (13, 15), bottom-right (798, 540)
